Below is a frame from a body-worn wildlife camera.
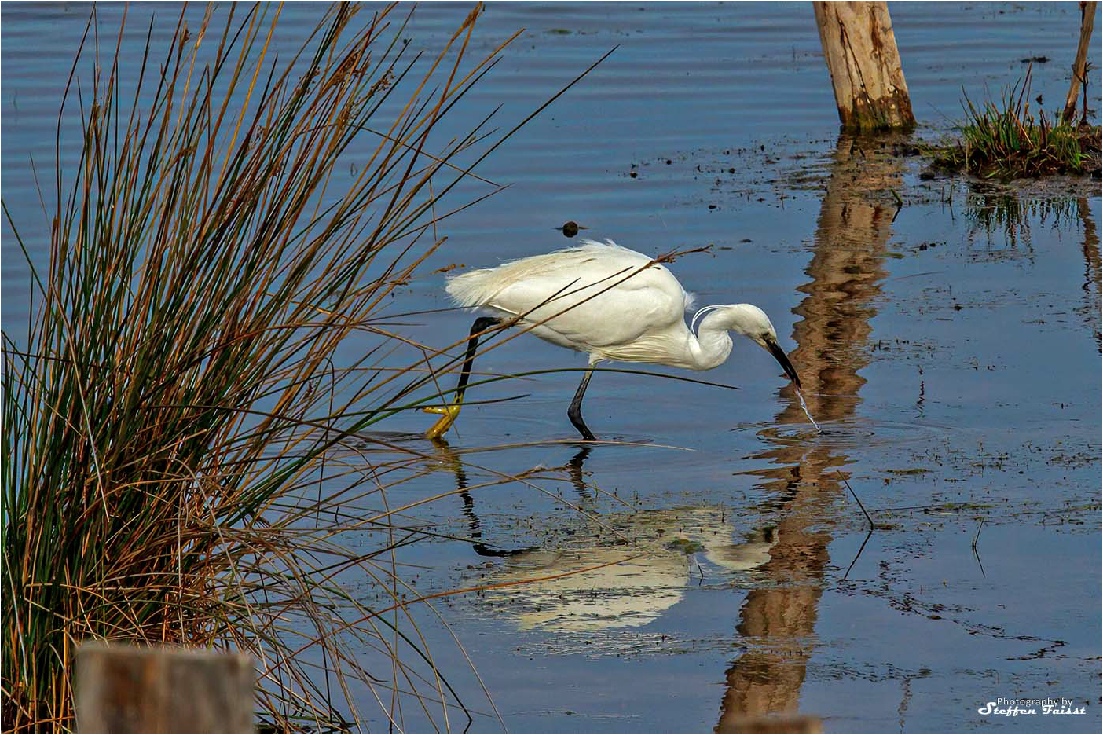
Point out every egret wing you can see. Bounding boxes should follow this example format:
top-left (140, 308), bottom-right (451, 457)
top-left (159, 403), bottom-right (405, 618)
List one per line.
top-left (446, 240), bottom-right (692, 357)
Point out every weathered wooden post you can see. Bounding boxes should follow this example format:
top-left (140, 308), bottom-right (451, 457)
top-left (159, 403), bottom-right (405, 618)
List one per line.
top-left (1062, 1), bottom-right (1098, 124)
top-left (75, 644), bottom-right (255, 733)
top-left (813, 1), bottom-right (916, 131)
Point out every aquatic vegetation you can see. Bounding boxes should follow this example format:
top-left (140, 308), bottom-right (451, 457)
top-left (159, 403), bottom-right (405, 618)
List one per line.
top-left (929, 68), bottom-right (1102, 179)
top-left (0, 4), bottom-right (554, 731)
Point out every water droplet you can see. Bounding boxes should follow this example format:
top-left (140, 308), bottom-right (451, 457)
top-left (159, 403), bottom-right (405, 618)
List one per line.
top-left (795, 388), bottom-right (822, 434)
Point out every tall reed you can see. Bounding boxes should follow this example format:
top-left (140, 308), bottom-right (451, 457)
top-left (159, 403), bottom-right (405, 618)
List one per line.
top-left (2, 3), bottom-right (539, 730)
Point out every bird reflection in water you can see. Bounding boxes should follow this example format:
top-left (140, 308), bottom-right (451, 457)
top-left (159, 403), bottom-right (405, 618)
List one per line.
top-left (431, 439), bottom-right (778, 632)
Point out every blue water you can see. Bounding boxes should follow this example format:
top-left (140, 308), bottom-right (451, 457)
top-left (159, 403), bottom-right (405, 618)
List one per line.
top-left (3, 3), bottom-right (1099, 733)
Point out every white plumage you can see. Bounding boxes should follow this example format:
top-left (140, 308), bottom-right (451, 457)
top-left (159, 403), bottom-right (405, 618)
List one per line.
top-left (426, 239), bottom-right (800, 440)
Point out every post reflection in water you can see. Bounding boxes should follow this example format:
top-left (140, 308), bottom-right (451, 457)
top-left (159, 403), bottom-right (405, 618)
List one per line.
top-left (1077, 196), bottom-right (1101, 352)
top-left (715, 134), bottom-right (900, 733)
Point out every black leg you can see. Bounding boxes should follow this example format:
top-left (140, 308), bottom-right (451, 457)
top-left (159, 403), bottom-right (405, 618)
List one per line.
top-left (454, 316), bottom-right (502, 403)
top-left (425, 316), bottom-right (500, 439)
top-left (567, 367), bottom-right (597, 440)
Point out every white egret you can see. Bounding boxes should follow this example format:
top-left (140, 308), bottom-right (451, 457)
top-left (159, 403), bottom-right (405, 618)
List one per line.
top-left (424, 239), bottom-right (801, 440)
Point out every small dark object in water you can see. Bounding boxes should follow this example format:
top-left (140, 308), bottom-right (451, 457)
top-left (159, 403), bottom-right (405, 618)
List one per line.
top-left (557, 221), bottom-right (587, 238)
top-left (1020, 55), bottom-right (1049, 63)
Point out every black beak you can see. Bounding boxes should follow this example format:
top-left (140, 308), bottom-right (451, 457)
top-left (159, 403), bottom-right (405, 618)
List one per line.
top-left (765, 337), bottom-right (801, 390)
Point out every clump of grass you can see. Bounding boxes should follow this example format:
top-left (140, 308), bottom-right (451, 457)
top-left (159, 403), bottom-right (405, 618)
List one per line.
top-left (929, 67), bottom-right (1101, 179)
top-left (1, 3), bottom-right (558, 731)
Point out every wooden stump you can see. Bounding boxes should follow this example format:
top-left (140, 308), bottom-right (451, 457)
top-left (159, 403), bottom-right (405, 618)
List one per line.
top-left (75, 644), bottom-right (255, 734)
top-left (1062, 1), bottom-right (1098, 124)
top-left (813, 1), bottom-right (916, 131)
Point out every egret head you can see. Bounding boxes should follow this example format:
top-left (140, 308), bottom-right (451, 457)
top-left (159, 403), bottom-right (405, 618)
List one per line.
top-left (728, 304), bottom-right (801, 389)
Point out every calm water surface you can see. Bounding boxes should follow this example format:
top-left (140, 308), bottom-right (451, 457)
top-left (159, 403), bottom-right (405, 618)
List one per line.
top-left (2, 2), bottom-right (1099, 733)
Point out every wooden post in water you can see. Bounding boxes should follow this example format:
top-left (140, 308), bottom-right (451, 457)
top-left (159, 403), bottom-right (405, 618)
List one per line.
top-left (1062, 1), bottom-right (1098, 124)
top-left (812, 1), bottom-right (916, 131)
top-left (75, 644), bottom-right (255, 733)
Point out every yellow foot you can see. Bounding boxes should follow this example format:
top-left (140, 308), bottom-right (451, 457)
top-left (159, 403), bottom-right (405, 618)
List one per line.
top-left (423, 404), bottom-right (462, 440)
